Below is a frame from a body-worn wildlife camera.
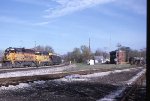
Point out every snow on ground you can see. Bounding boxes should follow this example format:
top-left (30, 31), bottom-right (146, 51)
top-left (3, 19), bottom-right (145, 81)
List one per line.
top-left (0, 83), bottom-right (30, 91)
top-left (0, 64), bottom-right (76, 78)
top-left (0, 65), bottom-right (144, 80)
top-left (97, 68), bottom-right (146, 101)
top-left (0, 66), bottom-right (145, 97)
top-left (126, 68), bottom-right (146, 85)
top-left (33, 80), bottom-right (46, 84)
top-left (98, 87), bottom-right (126, 101)
top-left (56, 67), bottom-right (144, 82)
top-left (56, 74), bottom-right (89, 82)
top-left (0, 80), bottom-right (47, 91)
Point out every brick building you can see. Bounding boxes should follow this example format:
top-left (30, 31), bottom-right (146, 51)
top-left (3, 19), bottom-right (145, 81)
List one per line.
top-left (116, 50), bottom-right (126, 64)
top-left (110, 50), bottom-right (126, 64)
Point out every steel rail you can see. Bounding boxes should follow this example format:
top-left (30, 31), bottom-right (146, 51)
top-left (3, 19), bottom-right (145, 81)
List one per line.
top-left (120, 72), bottom-right (145, 101)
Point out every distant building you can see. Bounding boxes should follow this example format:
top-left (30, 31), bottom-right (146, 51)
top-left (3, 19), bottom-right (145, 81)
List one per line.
top-left (116, 50), bottom-right (126, 64)
top-left (110, 50), bottom-right (126, 64)
top-left (87, 59), bottom-right (95, 65)
top-left (110, 51), bottom-right (117, 64)
top-left (94, 56), bottom-right (105, 64)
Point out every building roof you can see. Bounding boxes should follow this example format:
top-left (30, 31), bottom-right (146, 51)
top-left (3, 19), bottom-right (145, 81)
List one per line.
top-left (94, 56), bottom-right (104, 60)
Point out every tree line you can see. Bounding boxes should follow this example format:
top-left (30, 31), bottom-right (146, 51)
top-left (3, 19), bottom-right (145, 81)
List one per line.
top-left (63, 45), bottom-right (146, 63)
top-left (63, 45), bottom-right (109, 63)
top-left (32, 45), bottom-right (54, 53)
top-left (0, 45), bottom-right (146, 63)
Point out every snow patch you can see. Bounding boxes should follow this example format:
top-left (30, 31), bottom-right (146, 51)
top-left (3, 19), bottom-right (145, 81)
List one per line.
top-left (98, 87), bottom-right (126, 101)
top-left (126, 69), bottom-right (146, 85)
top-left (0, 83), bottom-right (30, 90)
top-left (57, 71), bottom-right (112, 82)
top-left (0, 65), bottom-right (74, 78)
top-left (57, 67), bottom-right (144, 82)
top-left (112, 67), bottom-right (142, 73)
top-left (58, 74), bottom-right (89, 82)
top-left (82, 71), bottom-right (111, 78)
top-left (33, 80), bottom-right (46, 84)
top-left (97, 68), bottom-right (146, 101)
top-left (59, 78), bottom-right (89, 82)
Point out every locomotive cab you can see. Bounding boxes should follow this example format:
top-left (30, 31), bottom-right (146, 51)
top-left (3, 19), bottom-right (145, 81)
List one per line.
top-left (2, 47), bottom-right (36, 68)
top-left (35, 51), bottom-right (52, 66)
top-left (2, 47), bottom-right (16, 67)
top-left (3, 48), bottom-right (16, 62)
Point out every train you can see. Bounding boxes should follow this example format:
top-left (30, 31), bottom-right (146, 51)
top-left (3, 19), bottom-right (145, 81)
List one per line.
top-left (109, 50), bottom-right (145, 66)
top-left (1, 47), bottom-right (62, 68)
top-left (129, 57), bottom-right (146, 66)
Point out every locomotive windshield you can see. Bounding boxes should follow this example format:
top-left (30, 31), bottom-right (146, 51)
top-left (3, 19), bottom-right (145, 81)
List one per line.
top-left (35, 52), bottom-right (41, 55)
top-left (5, 48), bottom-right (16, 54)
top-left (35, 51), bottom-right (48, 55)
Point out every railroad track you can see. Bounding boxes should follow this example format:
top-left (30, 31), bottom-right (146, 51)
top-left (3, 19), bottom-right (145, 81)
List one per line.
top-left (0, 67), bottom-right (146, 101)
top-left (0, 63), bottom-right (69, 73)
top-left (115, 70), bottom-right (146, 101)
top-left (0, 67), bottom-right (145, 87)
top-left (0, 68), bottom-right (110, 87)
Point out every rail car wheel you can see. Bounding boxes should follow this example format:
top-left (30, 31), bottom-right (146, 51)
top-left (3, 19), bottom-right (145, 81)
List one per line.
top-left (47, 62), bottom-right (51, 66)
top-left (42, 62), bottom-right (48, 66)
top-left (34, 62), bottom-right (40, 67)
top-left (13, 62), bottom-right (21, 68)
top-left (30, 62), bottom-right (36, 67)
top-left (2, 62), bottom-right (13, 68)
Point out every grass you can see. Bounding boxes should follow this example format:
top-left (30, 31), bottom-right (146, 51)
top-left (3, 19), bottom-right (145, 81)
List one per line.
top-left (74, 63), bottom-right (135, 70)
top-left (63, 63), bottom-right (137, 73)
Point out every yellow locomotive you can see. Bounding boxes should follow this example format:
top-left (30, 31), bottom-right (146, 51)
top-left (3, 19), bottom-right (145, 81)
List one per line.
top-left (2, 47), bottom-right (61, 68)
top-left (35, 51), bottom-right (52, 66)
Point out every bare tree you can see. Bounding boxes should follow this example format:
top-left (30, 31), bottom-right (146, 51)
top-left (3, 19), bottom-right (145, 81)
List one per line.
top-left (45, 46), bottom-right (54, 53)
top-left (64, 45), bottom-right (92, 63)
top-left (117, 43), bottom-right (122, 50)
top-left (94, 49), bottom-right (109, 59)
top-left (95, 49), bottom-right (103, 56)
top-left (140, 48), bottom-right (146, 59)
top-left (72, 48), bottom-right (82, 63)
top-left (33, 45), bottom-right (54, 53)
top-left (80, 45), bottom-right (91, 61)
top-left (33, 45), bottom-right (44, 51)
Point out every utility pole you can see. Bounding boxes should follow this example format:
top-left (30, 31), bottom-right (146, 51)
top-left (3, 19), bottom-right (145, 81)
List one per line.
top-left (89, 37), bottom-right (91, 60)
top-left (89, 38), bottom-right (91, 52)
top-left (109, 33), bottom-right (111, 52)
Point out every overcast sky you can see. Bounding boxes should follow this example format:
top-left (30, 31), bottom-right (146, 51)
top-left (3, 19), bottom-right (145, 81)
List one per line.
top-left (0, 0), bottom-right (146, 54)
